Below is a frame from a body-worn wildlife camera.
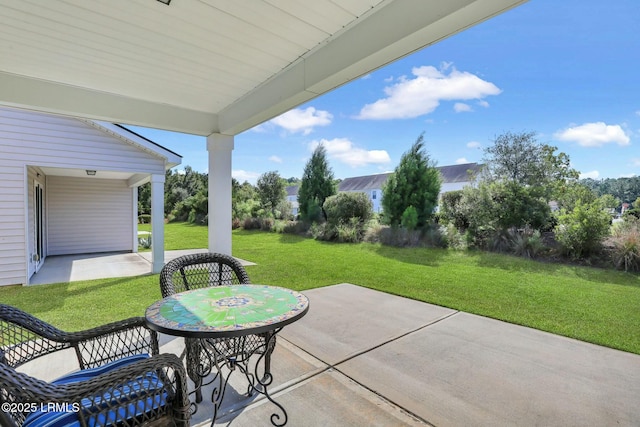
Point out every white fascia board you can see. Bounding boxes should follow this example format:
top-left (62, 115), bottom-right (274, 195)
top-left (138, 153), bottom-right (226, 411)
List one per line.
top-left (219, 0), bottom-right (527, 135)
top-left (86, 121), bottom-right (182, 170)
top-left (0, 71), bottom-right (217, 136)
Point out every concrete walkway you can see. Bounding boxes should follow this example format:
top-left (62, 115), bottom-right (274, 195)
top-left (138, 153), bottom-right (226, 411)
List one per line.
top-left (29, 250), bottom-right (255, 285)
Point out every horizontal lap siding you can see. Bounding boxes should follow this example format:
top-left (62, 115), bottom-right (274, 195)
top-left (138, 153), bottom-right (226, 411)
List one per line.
top-left (47, 177), bottom-right (132, 255)
top-left (0, 165), bottom-right (26, 286)
top-left (0, 106), bottom-right (166, 285)
top-left (0, 108), bottom-right (164, 173)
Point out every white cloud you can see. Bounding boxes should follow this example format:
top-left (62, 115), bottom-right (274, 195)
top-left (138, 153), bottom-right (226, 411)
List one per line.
top-left (579, 170), bottom-right (600, 179)
top-left (477, 100), bottom-right (490, 108)
top-left (270, 107), bottom-right (333, 135)
top-left (467, 141), bottom-right (481, 149)
top-left (635, 110), bottom-right (640, 117)
top-left (632, 158), bottom-right (640, 166)
top-left (356, 65), bottom-right (501, 120)
top-left (455, 157), bottom-right (469, 164)
top-left (232, 169), bottom-right (260, 184)
top-left (310, 138), bottom-right (391, 168)
top-left (269, 155), bottom-right (282, 163)
top-left (454, 103), bottom-right (473, 113)
top-left (554, 122), bottom-right (630, 147)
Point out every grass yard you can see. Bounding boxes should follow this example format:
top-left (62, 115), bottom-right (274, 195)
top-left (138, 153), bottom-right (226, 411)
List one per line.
top-left (2, 222), bottom-right (639, 355)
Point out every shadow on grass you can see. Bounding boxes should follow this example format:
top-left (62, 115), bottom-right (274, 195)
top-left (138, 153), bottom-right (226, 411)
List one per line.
top-left (0, 275), bottom-right (158, 315)
top-left (371, 244), bottom-right (449, 267)
top-left (472, 250), bottom-right (640, 288)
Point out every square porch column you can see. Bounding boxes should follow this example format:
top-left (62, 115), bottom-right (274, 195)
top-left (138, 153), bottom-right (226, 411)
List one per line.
top-left (207, 133), bottom-right (233, 255)
top-left (150, 173), bottom-right (165, 273)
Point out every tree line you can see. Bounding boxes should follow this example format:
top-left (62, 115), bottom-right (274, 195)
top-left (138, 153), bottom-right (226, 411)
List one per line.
top-left (138, 131), bottom-right (640, 271)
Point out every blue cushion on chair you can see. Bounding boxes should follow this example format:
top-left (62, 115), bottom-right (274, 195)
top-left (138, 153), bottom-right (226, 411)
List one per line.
top-left (23, 354), bottom-right (168, 427)
top-left (51, 354), bottom-right (150, 385)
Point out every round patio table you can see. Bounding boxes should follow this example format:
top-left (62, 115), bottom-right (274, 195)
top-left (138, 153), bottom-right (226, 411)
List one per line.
top-left (145, 285), bottom-right (309, 426)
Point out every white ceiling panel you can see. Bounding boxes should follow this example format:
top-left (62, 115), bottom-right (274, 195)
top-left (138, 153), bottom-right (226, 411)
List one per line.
top-left (0, 0), bottom-right (527, 135)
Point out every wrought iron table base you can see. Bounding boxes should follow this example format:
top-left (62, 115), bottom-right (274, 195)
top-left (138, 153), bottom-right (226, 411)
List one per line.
top-left (189, 328), bottom-right (287, 426)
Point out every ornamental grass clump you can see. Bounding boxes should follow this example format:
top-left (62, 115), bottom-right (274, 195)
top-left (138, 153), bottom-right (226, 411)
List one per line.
top-left (608, 219), bottom-right (640, 272)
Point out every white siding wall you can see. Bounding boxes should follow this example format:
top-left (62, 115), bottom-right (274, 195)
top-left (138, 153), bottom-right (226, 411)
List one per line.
top-left (0, 164), bottom-right (26, 286)
top-left (0, 106), bottom-right (167, 286)
top-left (47, 177), bottom-right (132, 255)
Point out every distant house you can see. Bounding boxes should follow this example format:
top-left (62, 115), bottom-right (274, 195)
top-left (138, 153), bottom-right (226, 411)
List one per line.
top-left (0, 106), bottom-right (181, 286)
top-left (338, 163), bottom-right (483, 213)
top-left (286, 185), bottom-right (299, 216)
top-left (286, 163), bottom-right (482, 216)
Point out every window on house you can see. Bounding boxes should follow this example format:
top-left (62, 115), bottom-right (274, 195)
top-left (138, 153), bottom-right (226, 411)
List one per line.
top-left (372, 191), bottom-right (376, 199)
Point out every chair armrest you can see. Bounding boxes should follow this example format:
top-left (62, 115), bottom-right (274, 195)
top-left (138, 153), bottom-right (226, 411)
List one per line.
top-left (66, 317), bottom-right (160, 369)
top-left (1, 354), bottom-right (190, 427)
top-left (0, 304), bottom-right (159, 369)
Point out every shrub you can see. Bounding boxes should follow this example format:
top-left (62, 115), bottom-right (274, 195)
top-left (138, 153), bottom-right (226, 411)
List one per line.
top-left (138, 214), bottom-right (151, 224)
top-left (422, 224), bottom-right (448, 248)
top-left (401, 206), bottom-right (419, 230)
top-left (334, 218), bottom-right (362, 243)
top-left (323, 192), bottom-right (373, 225)
top-left (242, 217), bottom-right (262, 230)
top-left (232, 218), bottom-right (242, 229)
top-left (512, 228), bottom-right (546, 259)
top-left (607, 219), bottom-right (640, 272)
top-left (555, 200), bottom-right (611, 259)
top-left (439, 190), bottom-right (468, 230)
top-left (442, 224), bottom-right (467, 250)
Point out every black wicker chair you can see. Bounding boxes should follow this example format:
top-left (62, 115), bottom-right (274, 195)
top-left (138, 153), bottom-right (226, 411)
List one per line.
top-left (0, 304), bottom-right (191, 427)
top-left (159, 253), bottom-right (275, 403)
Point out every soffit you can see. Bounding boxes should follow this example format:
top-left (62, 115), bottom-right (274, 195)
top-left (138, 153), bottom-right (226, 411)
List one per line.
top-left (0, 0), bottom-right (527, 136)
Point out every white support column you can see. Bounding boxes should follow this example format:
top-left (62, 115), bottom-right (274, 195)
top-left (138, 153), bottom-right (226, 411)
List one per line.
top-left (132, 187), bottom-right (139, 253)
top-left (207, 133), bottom-right (234, 255)
top-left (150, 174), bottom-right (165, 273)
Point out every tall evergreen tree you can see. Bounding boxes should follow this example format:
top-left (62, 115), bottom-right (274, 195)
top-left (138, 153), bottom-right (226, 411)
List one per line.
top-left (256, 171), bottom-right (286, 217)
top-left (382, 133), bottom-right (441, 228)
top-left (298, 144), bottom-right (336, 222)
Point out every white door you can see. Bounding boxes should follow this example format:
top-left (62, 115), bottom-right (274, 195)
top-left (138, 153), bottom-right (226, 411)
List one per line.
top-left (34, 180), bottom-right (45, 273)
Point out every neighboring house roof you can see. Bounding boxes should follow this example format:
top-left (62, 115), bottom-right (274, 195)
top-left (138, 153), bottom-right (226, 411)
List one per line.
top-left (338, 163), bottom-right (482, 192)
top-left (286, 185), bottom-right (299, 197)
top-left (438, 163), bottom-right (483, 183)
top-left (339, 173), bottom-right (391, 192)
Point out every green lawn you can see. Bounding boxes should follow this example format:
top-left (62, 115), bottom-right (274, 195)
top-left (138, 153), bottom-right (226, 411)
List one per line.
top-left (2, 223), bottom-right (639, 355)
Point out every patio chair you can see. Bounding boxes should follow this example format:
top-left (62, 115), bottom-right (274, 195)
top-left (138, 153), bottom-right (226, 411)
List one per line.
top-left (159, 253), bottom-right (275, 403)
top-left (0, 304), bottom-right (191, 427)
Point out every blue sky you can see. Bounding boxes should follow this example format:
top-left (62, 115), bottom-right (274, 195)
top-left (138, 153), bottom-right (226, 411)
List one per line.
top-left (130, 0), bottom-right (639, 184)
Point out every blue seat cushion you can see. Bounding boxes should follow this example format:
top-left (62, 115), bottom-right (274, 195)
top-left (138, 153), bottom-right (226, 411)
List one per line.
top-left (23, 354), bottom-right (168, 427)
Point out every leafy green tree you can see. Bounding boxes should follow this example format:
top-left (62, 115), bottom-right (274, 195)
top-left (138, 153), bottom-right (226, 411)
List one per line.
top-left (298, 144), bottom-right (336, 222)
top-left (381, 133), bottom-right (441, 228)
top-left (483, 131), bottom-right (578, 199)
top-left (256, 171), bottom-right (286, 218)
top-left (555, 182), bottom-right (597, 212)
top-left (232, 179), bottom-right (259, 220)
top-left (555, 199), bottom-right (611, 258)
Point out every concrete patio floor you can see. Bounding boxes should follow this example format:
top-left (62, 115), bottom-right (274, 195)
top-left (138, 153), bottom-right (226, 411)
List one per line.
top-left (28, 250), bottom-right (254, 285)
top-left (20, 280), bottom-right (640, 426)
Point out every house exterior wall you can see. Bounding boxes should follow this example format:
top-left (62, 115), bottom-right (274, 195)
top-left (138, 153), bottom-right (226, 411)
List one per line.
top-left (0, 106), bottom-right (168, 286)
top-left (0, 163), bottom-right (25, 286)
top-left (47, 176), bottom-right (133, 255)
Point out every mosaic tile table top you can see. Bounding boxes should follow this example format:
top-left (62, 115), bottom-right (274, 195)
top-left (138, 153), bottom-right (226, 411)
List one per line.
top-left (145, 285), bottom-right (309, 338)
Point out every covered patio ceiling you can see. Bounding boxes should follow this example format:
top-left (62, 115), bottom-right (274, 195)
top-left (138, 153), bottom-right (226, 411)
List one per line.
top-left (0, 0), bottom-right (527, 137)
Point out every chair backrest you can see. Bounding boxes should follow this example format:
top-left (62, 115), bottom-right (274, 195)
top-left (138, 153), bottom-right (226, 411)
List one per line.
top-left (160, 252), bottom-right (251, 297)
top-left (0, 304), bottom-right (70, 369)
